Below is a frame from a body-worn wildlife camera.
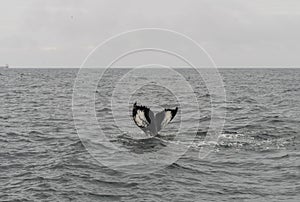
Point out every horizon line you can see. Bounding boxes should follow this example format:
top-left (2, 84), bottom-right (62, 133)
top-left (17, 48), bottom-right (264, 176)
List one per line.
top-left (4, 65), bottom-right (300, 69)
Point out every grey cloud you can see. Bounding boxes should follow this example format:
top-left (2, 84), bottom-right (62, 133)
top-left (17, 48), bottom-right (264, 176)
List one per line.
top-left (0, 0), bottom-right (299, 67)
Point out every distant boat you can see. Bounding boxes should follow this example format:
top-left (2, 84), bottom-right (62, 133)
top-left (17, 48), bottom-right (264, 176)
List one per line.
top-left (0, 64), bottom-right (9, 68)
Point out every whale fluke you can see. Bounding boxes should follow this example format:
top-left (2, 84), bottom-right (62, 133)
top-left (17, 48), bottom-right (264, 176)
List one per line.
top-left (132, 102), bottom-right (178, 136)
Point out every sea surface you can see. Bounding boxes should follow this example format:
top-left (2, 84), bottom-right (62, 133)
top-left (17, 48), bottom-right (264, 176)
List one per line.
top-left (0, 68), bottom-right (299, 201)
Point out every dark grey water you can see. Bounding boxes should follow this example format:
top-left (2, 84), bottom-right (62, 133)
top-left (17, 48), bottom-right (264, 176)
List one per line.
top-left (0, 68), bottom-right (299, 201)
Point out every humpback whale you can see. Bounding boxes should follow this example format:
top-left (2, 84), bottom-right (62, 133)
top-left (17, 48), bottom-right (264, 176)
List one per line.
top-left (132, 102), bottom-right (178, 136)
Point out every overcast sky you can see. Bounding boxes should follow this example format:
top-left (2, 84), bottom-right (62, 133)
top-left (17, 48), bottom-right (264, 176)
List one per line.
top-left (1, 0), bottom-right (300, 67)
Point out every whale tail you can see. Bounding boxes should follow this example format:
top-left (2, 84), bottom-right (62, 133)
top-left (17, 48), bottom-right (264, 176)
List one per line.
top-left (132, 102), bottom-right (178, 136)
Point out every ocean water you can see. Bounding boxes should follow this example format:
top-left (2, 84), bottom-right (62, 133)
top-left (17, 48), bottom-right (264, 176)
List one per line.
top-left (0, 68), bottom-right (299, 201)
